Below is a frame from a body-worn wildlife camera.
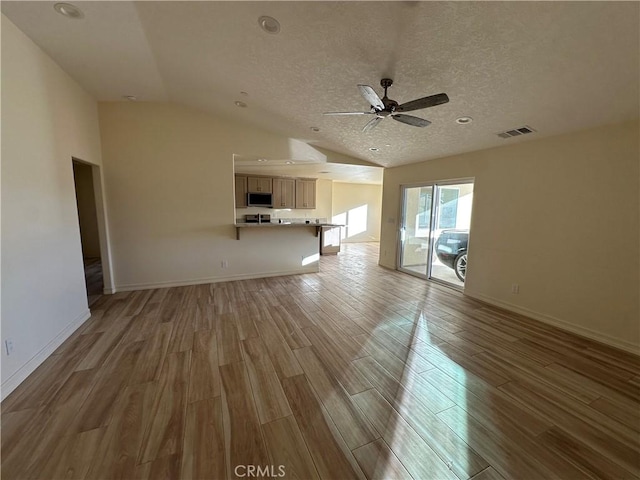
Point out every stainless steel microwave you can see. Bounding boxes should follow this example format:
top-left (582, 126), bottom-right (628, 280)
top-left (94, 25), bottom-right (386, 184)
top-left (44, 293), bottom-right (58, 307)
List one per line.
top-left (247, 192), bottom-right (273, 207)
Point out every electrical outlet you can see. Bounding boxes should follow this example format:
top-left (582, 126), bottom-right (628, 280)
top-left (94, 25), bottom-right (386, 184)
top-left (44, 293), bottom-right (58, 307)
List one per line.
top-left (5, 339), bottom-right (14, 356)
top-left (221, 260), bottom-right (228, 268)
top-left (511, 284), bottom-right (520, 294)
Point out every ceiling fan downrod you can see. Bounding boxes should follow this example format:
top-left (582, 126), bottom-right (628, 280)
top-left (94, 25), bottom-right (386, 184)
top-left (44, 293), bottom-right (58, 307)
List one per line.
top-left (380, 78), bottom-right (397, 112)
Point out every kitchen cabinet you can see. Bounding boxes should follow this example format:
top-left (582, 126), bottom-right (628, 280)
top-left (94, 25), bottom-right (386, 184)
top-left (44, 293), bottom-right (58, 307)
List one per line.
top-left (295, 178), bottom-right (316, 209)
top-left (247, 176), bottom-right (272, 193)
top-left (273, 178), bottom-right (296, 208)
top-left (235, 175), bottom-right (248, 208)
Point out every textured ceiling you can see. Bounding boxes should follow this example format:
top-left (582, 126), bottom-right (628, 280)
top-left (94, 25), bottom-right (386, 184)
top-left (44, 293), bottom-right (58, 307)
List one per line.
top-left (2, 1), bottom-right (639, 169)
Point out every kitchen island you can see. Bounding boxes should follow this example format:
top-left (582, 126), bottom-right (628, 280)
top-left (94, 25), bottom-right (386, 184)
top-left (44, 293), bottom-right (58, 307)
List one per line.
top-left (228, 221), bottom-right (343, 277)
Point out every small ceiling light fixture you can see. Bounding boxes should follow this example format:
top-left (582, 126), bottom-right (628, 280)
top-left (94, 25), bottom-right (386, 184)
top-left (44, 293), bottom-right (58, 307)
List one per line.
top-left (285, 161), bottom-right (295, 165)
top-left (310, 127), bottom-right (320, 132)
top-left (234, 101), bottom-right (247, 108)
top-left (123, 95), bottom-right (137, 102)
top-left (258, 16), bottom-right (281, 34)
top-left (54, 2), bottom-right (84, 19)
top-left (257, 158), bottom-right (268, 162)
top-left (456, 116), bottom-right (473, 125)
top-left (369, 147), bottom-right (379, 152)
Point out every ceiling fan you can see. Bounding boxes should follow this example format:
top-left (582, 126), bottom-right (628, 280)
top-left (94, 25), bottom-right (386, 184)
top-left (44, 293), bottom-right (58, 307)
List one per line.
top-left (324, 78), bottom-right (449, 132)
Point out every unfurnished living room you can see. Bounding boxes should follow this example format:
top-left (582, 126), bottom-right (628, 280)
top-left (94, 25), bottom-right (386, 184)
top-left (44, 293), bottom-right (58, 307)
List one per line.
top-left (1, 2), bottom-right (639, 479)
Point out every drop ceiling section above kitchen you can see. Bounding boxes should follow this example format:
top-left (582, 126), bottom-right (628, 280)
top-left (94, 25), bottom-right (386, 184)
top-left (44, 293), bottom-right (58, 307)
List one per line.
top-left (234, 157), bottom-right (383, 185)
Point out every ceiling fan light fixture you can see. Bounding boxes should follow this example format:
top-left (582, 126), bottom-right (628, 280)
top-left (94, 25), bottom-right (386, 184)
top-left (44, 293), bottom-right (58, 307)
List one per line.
top-left (258, 16), bottom-right (281, 34)
top-left (53, 3), bottom-right (84, 19)
top-left (456, 116), bottom-right (473, 125)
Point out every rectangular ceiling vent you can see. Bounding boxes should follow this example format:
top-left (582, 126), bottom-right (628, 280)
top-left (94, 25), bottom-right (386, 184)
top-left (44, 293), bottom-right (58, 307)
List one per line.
top-left (497, 126), bottom-right (536, 139)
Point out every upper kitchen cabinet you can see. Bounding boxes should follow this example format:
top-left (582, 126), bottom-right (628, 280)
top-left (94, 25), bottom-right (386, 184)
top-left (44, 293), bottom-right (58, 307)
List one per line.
top-left (295, 178), bottom-right (317, 209)
top-left (235, 175), bottom-right (248, 208)
top-left (273, 178), bottom-right (296, 209)
top-left (247, 176), bottom-right (272, 193)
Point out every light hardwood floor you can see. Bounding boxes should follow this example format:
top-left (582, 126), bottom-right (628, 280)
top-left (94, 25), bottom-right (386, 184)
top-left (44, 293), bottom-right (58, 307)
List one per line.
top-left (2, 243), bottom-right (639, 479)
top-left (83, 257), bottom-right (103, 307)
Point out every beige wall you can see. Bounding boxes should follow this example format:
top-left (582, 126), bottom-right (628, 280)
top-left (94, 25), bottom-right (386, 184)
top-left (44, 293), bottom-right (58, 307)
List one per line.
top-left (332, 182), bottom-right (382, 243)
top-left (380, 121), bottom-right (640, 353)
top-left (1, 15), bottom-right (105, 397)
top-left (72, 161), bottom-right (101, 258)
top-left (98, 102), bottom-right (361, 290)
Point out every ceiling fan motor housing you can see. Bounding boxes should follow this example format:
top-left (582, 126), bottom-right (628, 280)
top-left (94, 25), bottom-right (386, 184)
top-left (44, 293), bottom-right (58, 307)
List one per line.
top-left (382, 98), bottom-right (398, 112)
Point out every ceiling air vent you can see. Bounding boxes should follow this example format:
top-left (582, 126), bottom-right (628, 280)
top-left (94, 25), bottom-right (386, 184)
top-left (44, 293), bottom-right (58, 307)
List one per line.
top-left (497, 126), bottom-right (536, 139)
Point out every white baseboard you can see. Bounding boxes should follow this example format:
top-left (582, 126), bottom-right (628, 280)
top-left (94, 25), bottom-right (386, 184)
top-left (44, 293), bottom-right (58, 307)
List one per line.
top-left (113, 267), bottom-right (319, 293)
top-left (465, 291), bottom-right (640, 356)
top-left (1, 309), bottom-right (91, 401)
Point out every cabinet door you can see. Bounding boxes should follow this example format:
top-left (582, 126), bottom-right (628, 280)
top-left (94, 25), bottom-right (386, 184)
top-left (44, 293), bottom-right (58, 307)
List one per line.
top-left (235, 175), bottom-right (248, 208)
top-left (295, 179), bottom-right (316, 209)
top-left (247, 176), bottom-right (272, 193)
top-left (273, 178), bottom-right (295, 208)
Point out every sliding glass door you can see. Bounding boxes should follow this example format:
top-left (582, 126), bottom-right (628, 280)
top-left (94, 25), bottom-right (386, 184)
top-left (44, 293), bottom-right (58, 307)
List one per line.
top-left (398, 185), bottom-right (433, 276)
top-left (398, 180), bottom-right (474, 288)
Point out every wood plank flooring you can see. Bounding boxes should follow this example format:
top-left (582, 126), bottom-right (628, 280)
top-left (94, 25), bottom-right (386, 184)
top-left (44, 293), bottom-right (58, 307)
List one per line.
top-left (2, 243), bottom-right (639, 479)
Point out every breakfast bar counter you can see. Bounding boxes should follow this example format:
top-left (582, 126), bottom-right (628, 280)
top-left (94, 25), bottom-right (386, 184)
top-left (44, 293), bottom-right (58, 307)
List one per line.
top-left (234, 222), bottom-right (343, 240)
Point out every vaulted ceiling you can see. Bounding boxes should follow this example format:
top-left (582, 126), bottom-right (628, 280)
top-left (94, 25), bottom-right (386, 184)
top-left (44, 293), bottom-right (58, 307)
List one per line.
top-left (3, 1), bottom-right (639, 168)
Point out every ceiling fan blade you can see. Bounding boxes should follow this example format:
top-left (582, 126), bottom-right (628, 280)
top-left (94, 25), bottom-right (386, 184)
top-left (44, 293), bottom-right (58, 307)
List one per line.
top-left (362, 116), bottom-right (383, 132)
top-left (396, 93), bottom-right (449, 112)
top-left (392, 114), bottom-right (431, 128)
top-left (323, 111), bottom-right (375, 116)
top-left (357, 85), bottom-right (385, 111)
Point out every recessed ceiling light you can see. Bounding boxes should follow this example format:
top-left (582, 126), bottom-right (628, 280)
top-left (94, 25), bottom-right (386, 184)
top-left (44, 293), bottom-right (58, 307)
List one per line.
top-left (257, 158), bottom-right (268, 162)
top-left (456, 116), bottom-right (473, 125)
top-left (369, 147), bottom-right (379, 152)
top-left (310, 127), bottom-right (320, 132)
top-left (234, 101), bottom-right (247, 108)
top-left (258, 16), bottom-right (281, 34)
top-left (385, 144), bottom-right (391, 147)
top-left (54, 3), bottom-right (84, 19)
top-left (123, 95), bottom-right (137, 102)
top-left (285, 161), bottom-right (295, 165)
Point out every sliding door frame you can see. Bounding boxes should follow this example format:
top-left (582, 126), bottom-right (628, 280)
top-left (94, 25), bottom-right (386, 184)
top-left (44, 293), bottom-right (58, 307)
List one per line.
top-left (397, 177), bottom-right (475, 288)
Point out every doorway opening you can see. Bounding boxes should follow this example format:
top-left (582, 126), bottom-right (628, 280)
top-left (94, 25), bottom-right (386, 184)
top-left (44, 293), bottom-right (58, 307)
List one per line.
top-left (398, 180), bottom-right (474, 289)
top-left (72, 160), bottom-right (103, 306)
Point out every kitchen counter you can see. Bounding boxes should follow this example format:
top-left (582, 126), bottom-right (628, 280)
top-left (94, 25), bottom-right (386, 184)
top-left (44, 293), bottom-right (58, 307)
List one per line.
top-left (234, 222), bottom-right (343, 240)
